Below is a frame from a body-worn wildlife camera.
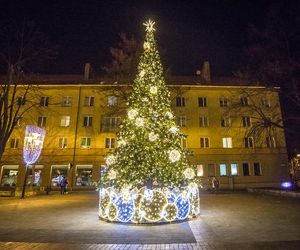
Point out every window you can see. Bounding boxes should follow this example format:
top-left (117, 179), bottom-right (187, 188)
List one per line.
top-left (76, 166), bottom-right (93, 186)
top-left (199, 116), bottom-right (209, 127)
top-left (230, 163), bottom-right (238, 176)
top-left (17, 96), bottom-right (25, 105)
top-left (107, 96), bottom-right (117, 106)
top-left (240, 96), bottom-right (249, 106)
top-left (266, 136), bottom-right (276, 148)
top-left (220, 164), bottom-right (227, 176)
top-left (180, 137), bottom-right (187, 148)
top-left (62, 96), bottom-right (72, 106)
top-left (83, 116), bottom-right (93, 127)
top-left (200, 137), bottom-right (210, 148)
top-left (1, 166), bottom-right (19, 187)
top-left (40, 96), bottom-right (49, 106)
top-left (242, 116), bottom-right (251, 127)
top-left (253, 162), bottom-right (262, 176)
top-left (208, 163), bottom-right (216, 177)
top-left (102, 117), bottom-right (121, 131)
top-left (84, 96), bottom-right (94, 106)
top-left (10, 138), bottom-right (19, 149)
top-left (105, 138), bottom-right (115, 148)
top-left (220, 97), bottom-right (229, 107)
top-left (37, 116), bottom-right (46, 127)
top-left (176, 96), bottom-right (185, 107)
top-left (261, 98), bottom-right (270, 108)
top-left (60, 116), bottom-right (70, 127)
top-left (176, 116), bottom-right (186, 127)
top-left (198, 97), bottom-right (207, 107)
top-left (221, 116), bottom-right (231, 127)
top-left (222, 137), bottom-right (232, 148)
top-left (196, 164), bottom-right (204, 177)
top-left (245, 137), bottom-right (254, 148)
top-left (80, 137), bottom-right (91, 148)
top-left (242, 163), bottom-right (250, 176)
top-left (58, 137), bottom-right (68, 149)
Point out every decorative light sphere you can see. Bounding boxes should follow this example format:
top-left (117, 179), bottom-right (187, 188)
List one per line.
top-left (105, 155), bottom-right (116, 166)
top-left (168, 149), bottom-right (181, 163)
top-left (149, 132), bottom-right (159, 142)
top-left (169, 126), bottom-right (179, 134)
top-left (183, 168), bottom-right (195, 179)
top-left (135, 117), bottom-right (144, 127)
top-left (150, 86), bottom-right (158, 94)
top-left (165, 111), bottom-right (174, 119)
top-left (128, 109), bottom-right (138, 120)
top-left (118, 140), bottom-right (126, 147)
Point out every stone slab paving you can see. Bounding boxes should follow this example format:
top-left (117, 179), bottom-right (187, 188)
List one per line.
top-left (0, 191), bottom-right (300, 249)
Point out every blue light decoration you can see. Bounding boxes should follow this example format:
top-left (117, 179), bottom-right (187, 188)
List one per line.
top-left (281, 182), bottom-right (292, 189)
top-left (98, 185), bottom-right (200, 223)
top-left (23, 125), bottom-right (46, 165)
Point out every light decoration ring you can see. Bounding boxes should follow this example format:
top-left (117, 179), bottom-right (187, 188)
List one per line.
top-left (23, 125), bottom-right (46, 165)
top-left (99, 186), bottom-right (200, 223)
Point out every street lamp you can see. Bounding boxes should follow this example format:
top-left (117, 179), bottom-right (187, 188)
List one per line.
top-left (21, 125), bottom-right (46, 198)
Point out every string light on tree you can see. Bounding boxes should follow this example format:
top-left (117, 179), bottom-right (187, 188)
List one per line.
top-left (98, 20), bottom-right (200, 223)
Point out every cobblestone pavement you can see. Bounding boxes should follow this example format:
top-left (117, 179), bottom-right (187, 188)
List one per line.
top-left (0, 191), bottom-right (299, 249)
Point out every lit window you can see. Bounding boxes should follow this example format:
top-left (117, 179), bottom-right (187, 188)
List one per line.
top-left (245, 137), bottom-right (254, 148)
top-left (102, 117), bottom-right (121, 131)
top-left (221, 116), bottom-right (231, 127)
top-left (60, 116), bottom-right (70, 127)
top-left (84, 96), bottom-right (94, 106)
top-left (199, 116), bottom-right (209, 127)
top-left (107, 96), bottom-right (117, 106)
top-left (242, 163), bottom-right (250, 176)
top-left (220, 164), bottom-right (227, 176)
top-left (105, 138), bottom-right (115, 148)
top-left (58, 137), bottom-right (68, 149)
top-left (40, 96), bottom-right (49, 106)
top-left (83, 116), bottom-right (93, 127)
top-left (242, 116), bottom-right (251, 127)
top-left (198, 97), bottom-right (207, 107)
top-left (37, 116), bottom-right (46, 127)
top-left (10, 138), bottom-right (19, 149)
top-left (200, 137), bottom-right (210, 148)
top-left (230, 163), bottom-right (238, 176)
top-left (220, 97), bottom-right (229, 107)
top-left (176, 116), bottom-right (186, 127)
top-left (240, 96), bottom-right (249, 106)
top-left (266, 136), bottom-right (276, 148)
top-left (176, 96), bottom-right (185, 107)
top-left (196, 164), bottom-right (204, 177)
top-left (253, 162), bottom-right (262, 176)
top-left (180, 137), bottom-right (187, 148)
top-left (62, 96), bottom-right (72, 106)
top-left (222, 137), bottom-right (232, 148)
top-left (81, 137), bottom-right (91, 148)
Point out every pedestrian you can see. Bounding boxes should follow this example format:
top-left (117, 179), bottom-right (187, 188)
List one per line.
top-left (212, 176), bottom-right (220, 193)
top-left (60, 175), bottom-right (68, 194)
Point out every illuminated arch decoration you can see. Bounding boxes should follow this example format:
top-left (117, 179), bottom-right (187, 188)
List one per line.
top-left (99, 185), bottom-right (200, 223)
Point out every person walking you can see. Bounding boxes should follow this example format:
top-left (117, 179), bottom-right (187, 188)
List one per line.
top-left (60, 175), bottom-right (68, 194)
top-left (212, 176), bottom-right (220, 193)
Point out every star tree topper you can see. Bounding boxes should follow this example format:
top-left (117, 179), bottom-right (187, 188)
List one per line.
top-left (143, 20), bottom-right (156, 32)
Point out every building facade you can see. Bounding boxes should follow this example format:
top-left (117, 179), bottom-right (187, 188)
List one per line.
top-left (0, 80), bottom-right (289, 196)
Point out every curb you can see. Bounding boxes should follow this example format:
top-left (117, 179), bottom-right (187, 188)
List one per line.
top-left (248, 188), bottom-right (300, 198)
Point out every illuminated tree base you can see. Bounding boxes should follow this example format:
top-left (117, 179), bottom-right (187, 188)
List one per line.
top-left (99, 185), bottom-right (200, 223)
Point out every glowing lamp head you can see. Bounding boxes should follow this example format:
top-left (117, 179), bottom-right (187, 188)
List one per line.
top-left (281, 182), bottom-right (292, 188)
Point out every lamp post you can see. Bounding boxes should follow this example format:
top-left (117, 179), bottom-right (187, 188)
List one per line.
top-left (21, 125), bottom-right (45, 198)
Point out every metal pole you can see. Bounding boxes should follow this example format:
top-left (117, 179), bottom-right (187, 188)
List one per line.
top-left (21, 165), bottom-right (28, 198)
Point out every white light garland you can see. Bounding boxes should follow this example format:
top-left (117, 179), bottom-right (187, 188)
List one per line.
top-left (169, 126), bottom-right (179, 134)
top-left (183, 168), bottom-right (195, 179)
top-left (118, 140), bottom-right (126, 147)
top-left (107, 170), bottom-right (117, 180)
top-left (128, 109), bottom-right (138, 120)
top-left (105, 155), bottom-right (116, 166)
top-left (168, 149), bottom-right (181, 163)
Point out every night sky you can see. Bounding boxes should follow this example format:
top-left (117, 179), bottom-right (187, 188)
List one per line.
top-left (1, 0), bottom-right (274, 76)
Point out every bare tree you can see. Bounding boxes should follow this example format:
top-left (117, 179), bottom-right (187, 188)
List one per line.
top-left (0, 20), bottom-right (55, 161)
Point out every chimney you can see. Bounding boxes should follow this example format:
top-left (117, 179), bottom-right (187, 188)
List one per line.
top-left (201, 61), bottom-right (211, 83)
top-left (84, 63), bottom-right (91, 80)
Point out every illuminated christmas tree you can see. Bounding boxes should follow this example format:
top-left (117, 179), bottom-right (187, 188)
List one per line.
top-left (99, 20), bottom-right (199, 223)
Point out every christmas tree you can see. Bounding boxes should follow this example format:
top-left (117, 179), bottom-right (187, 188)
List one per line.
top-left (99, 20), bottom-right (199, 223)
